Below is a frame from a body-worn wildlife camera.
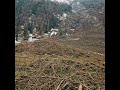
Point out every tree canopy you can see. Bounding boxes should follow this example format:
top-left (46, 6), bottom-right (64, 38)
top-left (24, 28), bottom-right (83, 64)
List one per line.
top-left (15, 0), bottom-right (72, 35)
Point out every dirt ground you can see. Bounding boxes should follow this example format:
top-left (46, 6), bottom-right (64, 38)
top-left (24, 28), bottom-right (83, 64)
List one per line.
top-left (15, 36), bottom-right (105, 90)
top-left (15, 27), bottom-right (105, 90)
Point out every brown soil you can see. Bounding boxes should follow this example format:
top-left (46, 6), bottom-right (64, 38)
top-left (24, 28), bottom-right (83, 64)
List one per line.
top-left (15, 39), bottom-right (105, 90)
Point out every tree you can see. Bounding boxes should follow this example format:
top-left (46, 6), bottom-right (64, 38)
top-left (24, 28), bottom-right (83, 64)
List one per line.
top-left (15, 0), bottom-right (72, 39)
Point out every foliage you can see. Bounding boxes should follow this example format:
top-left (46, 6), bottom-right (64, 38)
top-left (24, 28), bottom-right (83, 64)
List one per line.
top-left (15, 0), bottom-right (72, 38)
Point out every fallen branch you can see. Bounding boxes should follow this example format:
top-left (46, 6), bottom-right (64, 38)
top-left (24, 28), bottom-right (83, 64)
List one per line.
top-left (61, 82), bottom-right (69, 89)
top-left (55, 80), bottom-right (64, 90)
top-left (78, 84), bottom-right (83, 90)
top-left (30, 76), bottom-right (64, 80)
top-left (88, 72), bottom-right (95, 81)
top-left (52, 65), bottom-right (59, 77)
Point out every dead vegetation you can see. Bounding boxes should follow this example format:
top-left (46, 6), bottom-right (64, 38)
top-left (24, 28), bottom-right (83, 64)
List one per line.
top-left (60, 29), bottom-right (105, 54)
top-left (15, 39), bottom-right (90, 58)
top-left (15, 39), bottom-right (105, 90)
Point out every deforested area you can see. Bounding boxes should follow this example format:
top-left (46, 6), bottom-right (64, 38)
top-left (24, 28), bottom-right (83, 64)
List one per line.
top-left (15, 0), bottom-right (105, 90)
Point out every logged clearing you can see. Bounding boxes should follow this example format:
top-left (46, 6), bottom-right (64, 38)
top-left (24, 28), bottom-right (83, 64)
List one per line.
top-left (15, 0), bottom-right (105, 89)
top-left (15, 31), bottom-right (105, 90)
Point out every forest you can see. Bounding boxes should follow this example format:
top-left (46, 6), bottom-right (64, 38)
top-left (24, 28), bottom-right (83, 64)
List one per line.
top-left (15, 0), bottom-right (104, 41)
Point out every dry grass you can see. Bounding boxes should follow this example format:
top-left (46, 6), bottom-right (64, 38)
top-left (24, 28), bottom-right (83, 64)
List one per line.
top-left (15, 39), bottom-right (90, 58)
top-left (60, 28), bottom-right (105, 54)
top-left (15, 54), bottom-right (105, 90)
top-left (15, 28), bottom-right (105, 90)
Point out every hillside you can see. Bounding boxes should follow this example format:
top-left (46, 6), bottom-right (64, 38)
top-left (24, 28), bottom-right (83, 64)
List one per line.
top-left (15, 32), bottom-right (105, 90)
top-left (15, 0), bottom-right (105, 90)
top-left (60, 27), bottom-right (105, 54)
